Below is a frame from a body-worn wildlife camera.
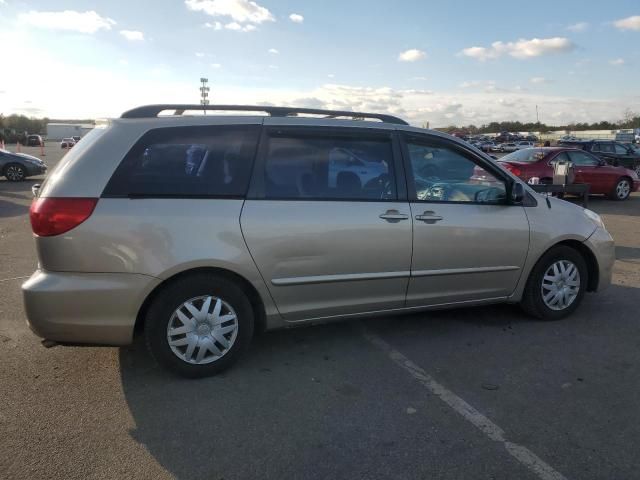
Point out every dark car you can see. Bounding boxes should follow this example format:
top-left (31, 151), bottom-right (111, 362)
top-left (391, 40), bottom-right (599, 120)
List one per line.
top-left (557, 140), bottom-right (640, 176)
top-left (0, 148), bottom-right (47, 181)
top-left (26, 134), bottom-right (43, 147)
top-left (495, 147), bottom-right (639, 201)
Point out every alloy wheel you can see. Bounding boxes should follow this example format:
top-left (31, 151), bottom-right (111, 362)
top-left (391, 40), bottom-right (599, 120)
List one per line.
top-left (6, 165), bottom-right (25, 181)
top-left (541, 260), bottom-right (580, 311)
top-left (166, 295), bottom-right (239, 365)
top-left (616, 180), bottom-right (631, 200)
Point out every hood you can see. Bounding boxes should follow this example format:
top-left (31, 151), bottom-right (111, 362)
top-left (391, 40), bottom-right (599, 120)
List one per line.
top-left (14, 152), bottom-right (43, 163)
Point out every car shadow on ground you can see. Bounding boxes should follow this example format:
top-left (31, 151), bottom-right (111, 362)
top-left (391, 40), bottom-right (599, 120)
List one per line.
top-left (586, 194), bottom-right (640, 217)
top-left (0, 179), bottom-right (39, 218)
top-left (117, 282), bottom-right (639, 479)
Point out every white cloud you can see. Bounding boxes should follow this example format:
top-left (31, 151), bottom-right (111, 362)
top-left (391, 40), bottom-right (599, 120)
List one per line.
top-left (268, 64), bottom-right (278, 69)
top-left (185, 0), bottom-right (274, 23)
top-left (204, 21), bottom-right (222, 29)
top-left (530, 76), bottom-right (548, 84)
top-left (195, 52), bottom-right (205, 57)
top-left (289, 13), bottom-right (304, 23)
top-left (18, 10), bottom-right (116, 34)
top-left (459, 80), bottom-right (482, 88)
top-left (120, 30), bottom-right (144, 41)
top-left (610, 58), bottom-right (625, 66)
top-left (268, 48), bottom-right (279, 54)
top-left (461, 37), bottom-right (575, 61)
top-left (567, 22), bottom-right (588, 32)
top-left (224, 21), bottom-right (256, 31)
top-left (613, 15), bottom-right (640, 31)
top-left (211, 63), bottom-right (221, 68)
top-left (398, 49), bottom-right (426, 62)
top-left (327, 74), bottom-right (335, 78)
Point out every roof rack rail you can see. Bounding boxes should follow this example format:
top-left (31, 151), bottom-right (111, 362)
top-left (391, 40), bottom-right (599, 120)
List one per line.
top-left (120, 104), bottom-right (408, 125)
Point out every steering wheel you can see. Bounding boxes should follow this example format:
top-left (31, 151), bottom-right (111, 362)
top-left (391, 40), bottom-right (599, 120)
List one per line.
top-left (364, 174), bottom-right (393, 199)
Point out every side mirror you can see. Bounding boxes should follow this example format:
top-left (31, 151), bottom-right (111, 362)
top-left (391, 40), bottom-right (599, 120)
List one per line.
top-left (511, 182), bottom-right (525, 204)
top-left (31, 183), bottom-right (41, 197)
top-left (598, 159), bottom-right (607, 167)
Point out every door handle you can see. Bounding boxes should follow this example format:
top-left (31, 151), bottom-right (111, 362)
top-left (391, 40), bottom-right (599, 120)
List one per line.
top-left (415, 211), bottom-right (443, 223)
top-left (379, 209), bottom-right (409, 221)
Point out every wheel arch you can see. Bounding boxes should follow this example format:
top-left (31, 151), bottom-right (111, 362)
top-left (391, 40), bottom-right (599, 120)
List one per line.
top-left (134, 266), bottom-right (267, 336)
top-left (550, 239), bottom-right (599, 292)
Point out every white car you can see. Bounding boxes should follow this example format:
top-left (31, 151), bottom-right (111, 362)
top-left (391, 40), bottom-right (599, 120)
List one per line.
top-left (60, 138), bottom-right (76, 149)
top-left (515, 141), bottom-right (534, 150)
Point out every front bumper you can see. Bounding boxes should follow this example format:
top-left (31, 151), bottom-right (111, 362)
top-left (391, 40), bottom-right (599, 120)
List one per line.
top-left (22, 270), bottom-right (160, 346)
top-left (584, 226), bottom-right (615, 291)
top-left (24, 163), bottom-right (47, 176)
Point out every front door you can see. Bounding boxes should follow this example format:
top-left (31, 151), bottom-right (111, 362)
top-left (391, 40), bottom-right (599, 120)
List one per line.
top-left (241, 125), bottom-right (412, 321)
top-left (401, 134), bottom-right (530, 307)
top-left (566, 150), bottom-right (613, 194)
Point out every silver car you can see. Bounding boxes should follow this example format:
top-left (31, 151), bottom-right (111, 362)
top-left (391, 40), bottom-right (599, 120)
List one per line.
top-left (23, 105), bottom-right (615, 378)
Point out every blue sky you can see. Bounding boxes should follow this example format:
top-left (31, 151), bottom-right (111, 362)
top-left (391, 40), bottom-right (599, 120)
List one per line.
top-left (0, 0), bottom-right (639, 126)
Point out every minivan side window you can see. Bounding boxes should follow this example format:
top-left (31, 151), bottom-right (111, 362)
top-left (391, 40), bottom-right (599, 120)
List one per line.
top-left (104, 125), bottom-right (260, 197)
top-left (405, 139), bottom-right (506, 204)
top-left (261, 133), bottom-right (396, 200)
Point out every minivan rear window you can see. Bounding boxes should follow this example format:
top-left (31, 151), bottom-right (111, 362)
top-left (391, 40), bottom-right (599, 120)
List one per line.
top-left (103, 125), bottom-right (260, 197)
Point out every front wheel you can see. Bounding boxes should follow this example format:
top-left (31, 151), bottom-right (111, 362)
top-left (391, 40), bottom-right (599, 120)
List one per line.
top-left (145, 273), bottom-right (254, 378)
top-left (4, 163), bottom-right (26, 182)
top-left (610, 178), bottom-right (631, 201)
top-left (520, 246), bottom-right (588, 320)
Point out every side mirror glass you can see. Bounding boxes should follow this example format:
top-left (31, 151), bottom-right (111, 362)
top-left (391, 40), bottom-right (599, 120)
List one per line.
top-left (31, 183), bottom-right (41, 197)
top-left (511, 182), bottom-right (525, 204)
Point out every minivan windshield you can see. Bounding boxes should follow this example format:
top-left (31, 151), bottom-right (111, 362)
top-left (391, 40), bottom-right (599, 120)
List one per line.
top-left (500, 148), bottom-right (547, 163)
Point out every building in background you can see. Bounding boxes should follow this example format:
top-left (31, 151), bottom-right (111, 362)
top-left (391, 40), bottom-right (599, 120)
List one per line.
top-left (46, 123), bottom-right (94, 140)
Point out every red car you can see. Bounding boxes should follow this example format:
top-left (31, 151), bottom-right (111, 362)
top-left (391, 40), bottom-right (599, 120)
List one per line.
top-left (497, 147), bottom-right (640, 201)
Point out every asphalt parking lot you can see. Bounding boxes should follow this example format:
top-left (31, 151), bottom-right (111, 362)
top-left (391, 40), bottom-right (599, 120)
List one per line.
top-left (1, 144), bottom-right (640, 479)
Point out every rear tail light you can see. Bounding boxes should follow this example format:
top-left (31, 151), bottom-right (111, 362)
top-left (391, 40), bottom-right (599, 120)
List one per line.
top-left (503, 164), bottom-right (522, 177)
top-left (30, 198), bottom-right (98, 236)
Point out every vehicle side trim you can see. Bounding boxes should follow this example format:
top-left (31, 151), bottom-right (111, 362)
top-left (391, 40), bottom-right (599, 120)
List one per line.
top-left (283, 296), bottom-right (508, 324)
top-left (271, 270), bottom-right (411, 286)
top-left (411, 265), bottom-right (520, 277)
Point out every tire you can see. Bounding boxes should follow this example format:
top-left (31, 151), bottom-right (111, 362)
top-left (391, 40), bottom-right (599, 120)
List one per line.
top-left (4, 163), bottom-right (26, 182)
top-left (609, 178), bottom-right (631, 201)
top-left (520, 246), bottom-right (588, 320)
top-left (144, 273), bottom-right (254, 378)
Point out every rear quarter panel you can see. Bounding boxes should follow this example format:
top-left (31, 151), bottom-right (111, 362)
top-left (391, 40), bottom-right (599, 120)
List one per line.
top-left (36, 198), bottom-right (282, 325)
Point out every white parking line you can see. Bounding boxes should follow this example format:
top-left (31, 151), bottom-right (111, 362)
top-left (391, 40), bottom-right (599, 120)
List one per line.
top-left (361, 327), bottom-right (568, 480)
top-left (0, 275), bottom-right (29, 283)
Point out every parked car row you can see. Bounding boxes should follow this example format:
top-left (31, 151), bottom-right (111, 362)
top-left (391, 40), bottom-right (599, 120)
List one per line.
top-left (494, 147), bottom-right (640, 201)
top-left (557, 139), bottom-right (640, 177)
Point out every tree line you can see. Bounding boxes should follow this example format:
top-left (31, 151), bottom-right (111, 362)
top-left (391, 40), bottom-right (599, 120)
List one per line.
top-left (436, 109), bottom-right (640, 135)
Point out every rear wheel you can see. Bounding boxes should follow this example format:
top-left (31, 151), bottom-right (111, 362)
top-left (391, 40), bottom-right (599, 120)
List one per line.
top-left (145, 273), bottom-right (254, 378)
top-left (4, 163), bottom-right (25, 182)
top-left (520, 246), bottom-right (587, 320)
top-left (610, 178), bottom-right (631, 201)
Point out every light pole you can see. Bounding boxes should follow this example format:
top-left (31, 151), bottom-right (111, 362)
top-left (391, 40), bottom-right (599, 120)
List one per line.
top-left (200, 77), bottom-right (210, 114)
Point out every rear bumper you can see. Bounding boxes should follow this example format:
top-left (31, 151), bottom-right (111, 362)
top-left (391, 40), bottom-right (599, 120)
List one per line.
top-left (584, 227), bottom-right (615, 291)
top-left (22, 270), bottom-right (160, 346)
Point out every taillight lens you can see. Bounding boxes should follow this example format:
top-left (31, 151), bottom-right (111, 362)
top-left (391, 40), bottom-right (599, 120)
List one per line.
top-left (30, 198), bottom-right (98, 236)
top-left (503, 164), bottom-right (522, 177)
